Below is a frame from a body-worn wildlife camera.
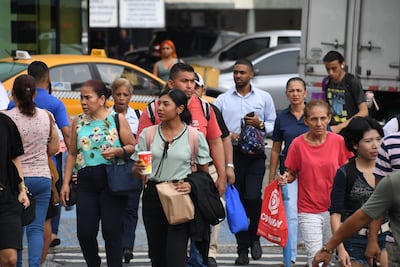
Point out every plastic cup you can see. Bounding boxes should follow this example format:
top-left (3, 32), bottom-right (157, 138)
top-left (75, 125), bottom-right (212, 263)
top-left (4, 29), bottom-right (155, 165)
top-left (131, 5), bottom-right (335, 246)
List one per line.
top-left (138, 151), bottom-right (152, 175)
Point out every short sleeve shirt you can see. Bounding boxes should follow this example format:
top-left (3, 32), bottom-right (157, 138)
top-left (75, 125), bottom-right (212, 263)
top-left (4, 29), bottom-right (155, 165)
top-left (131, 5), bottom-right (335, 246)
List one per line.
top-left (75, 112), bottom-right (123, 170)
top-left (272, 107), bottom-right (308, 158)
top-left (326, 73), bottom-right (366, 125)
top-left (374, 132), bottom-right (400, 179)
top-left (4, 108), bottom-right (51, 178)
top-left (137, 96), bottom-right (222, 140)
top-left (132, 125), bottom-right (211, 182)
top-left (8, 88), bottom-right (69, 129)
top-left (285, 132), bottom-right (353, 213)
top-left (361, 172), bottom-right (400, 244)
top-left (0, 113), bottom-right (24, 197)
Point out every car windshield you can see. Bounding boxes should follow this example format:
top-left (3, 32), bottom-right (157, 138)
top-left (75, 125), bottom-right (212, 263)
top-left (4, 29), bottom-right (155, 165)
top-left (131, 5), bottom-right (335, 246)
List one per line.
top-left (0, 62), bottom-right (28, 81)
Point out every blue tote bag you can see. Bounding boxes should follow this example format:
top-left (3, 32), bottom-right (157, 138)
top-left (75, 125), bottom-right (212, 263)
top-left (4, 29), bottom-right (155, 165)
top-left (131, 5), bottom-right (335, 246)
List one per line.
top-left (225, 184), bottom-right (248, 234)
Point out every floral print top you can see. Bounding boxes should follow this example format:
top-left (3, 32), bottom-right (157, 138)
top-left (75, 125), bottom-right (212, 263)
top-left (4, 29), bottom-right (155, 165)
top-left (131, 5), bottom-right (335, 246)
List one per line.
top-left (75, 112), bottom-right (122, 170)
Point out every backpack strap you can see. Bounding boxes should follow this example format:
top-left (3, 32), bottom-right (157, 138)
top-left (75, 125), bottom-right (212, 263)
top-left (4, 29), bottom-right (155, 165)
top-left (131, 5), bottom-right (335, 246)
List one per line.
top-left (199, 97), bottom-right (210, 121)
top-left (344, 158), bottom-right (358, 196)
top-left (147, 100), bottom-right (156, 125)
top-left (322, 76), bottom-right (330, 95)
top-left (145, 125), bottom-right (199, 172)
top-left (188, 126), bottom-right (199, 172)
top-left (134, 109), bottom-right (141, 119)
top-left (145, 125), bottom-right (158, 151)
top-left (113, 113), bottom-right (123, 145)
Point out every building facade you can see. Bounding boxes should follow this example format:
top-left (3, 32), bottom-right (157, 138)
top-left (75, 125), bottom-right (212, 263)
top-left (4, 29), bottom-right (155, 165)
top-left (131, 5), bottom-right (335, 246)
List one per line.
top-left (0, 0), bottom-right (301, 58)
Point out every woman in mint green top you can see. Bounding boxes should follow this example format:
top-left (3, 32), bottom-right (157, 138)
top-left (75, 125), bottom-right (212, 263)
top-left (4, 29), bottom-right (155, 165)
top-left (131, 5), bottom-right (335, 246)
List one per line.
top-left (60, 80), bottom-right (135, 267)
top-left (132, 89), bottom-right (211, 267)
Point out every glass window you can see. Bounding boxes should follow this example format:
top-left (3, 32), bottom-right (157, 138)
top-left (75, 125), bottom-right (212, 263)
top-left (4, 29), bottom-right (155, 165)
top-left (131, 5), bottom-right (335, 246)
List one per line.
top-left (0, 62), bottom-right (28, 81)
top-left (224, 37), bottom-right (270, 61)
top-left (50, 64), bottom-right (92, 91)
top-left (277, 36), bottom-right (301, 45)
top-left (97, 63), bottom-right (163, 96)
top-left (255, 50), bottom-right (299, 75)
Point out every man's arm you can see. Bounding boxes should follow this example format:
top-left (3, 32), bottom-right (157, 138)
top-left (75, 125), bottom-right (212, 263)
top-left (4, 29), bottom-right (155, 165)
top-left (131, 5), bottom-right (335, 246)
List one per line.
top-left (330, 102), bottom-right (369, 133)
top-left (222, 135), bottom-right (235, 184)
top-left (330, 213), bottom-right (351, 266)
top-left (208, 137), bottom-right (226, 196)
top-left (365, 216), bottom-right (385, 266)
top-left (313, 209), bottom-right (372, 267)
top-left (60, 126), bottom-right (71, 150)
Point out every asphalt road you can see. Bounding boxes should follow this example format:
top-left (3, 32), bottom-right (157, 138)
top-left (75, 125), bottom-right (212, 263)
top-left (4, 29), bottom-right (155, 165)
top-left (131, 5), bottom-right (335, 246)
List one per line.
top-left (24, 139), bottom-right (339, 266)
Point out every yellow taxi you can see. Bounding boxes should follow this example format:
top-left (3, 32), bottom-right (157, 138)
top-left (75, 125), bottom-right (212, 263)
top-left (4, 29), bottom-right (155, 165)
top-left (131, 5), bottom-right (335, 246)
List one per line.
top-left (0, 49), bottom-right (166, 115)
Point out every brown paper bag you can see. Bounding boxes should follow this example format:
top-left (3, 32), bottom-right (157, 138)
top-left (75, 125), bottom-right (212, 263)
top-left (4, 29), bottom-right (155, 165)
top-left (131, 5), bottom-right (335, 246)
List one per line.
top-left (155, 182), bottom-right (194, 225)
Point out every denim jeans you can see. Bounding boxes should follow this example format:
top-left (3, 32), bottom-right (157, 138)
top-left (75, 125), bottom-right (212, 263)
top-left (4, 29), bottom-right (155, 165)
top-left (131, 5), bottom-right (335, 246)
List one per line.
top-left (298, 211), bottom-right (331, 266)
top-left (187, 242), bottom-right (207, 267)
top-left (17, 177), bottom-right (51, 267)
top-left (284, 180), bottom-right (298, 263)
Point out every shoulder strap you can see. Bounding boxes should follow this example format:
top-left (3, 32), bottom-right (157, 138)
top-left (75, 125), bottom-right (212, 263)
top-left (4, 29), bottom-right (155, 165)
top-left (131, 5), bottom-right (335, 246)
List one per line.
top-left (199, 97), bottom-right (210, 121)
top-left (147, 100), bottom-right (156, 125)
top-left (188, 126), bottom-right (199, 172)
top-left (134, 109), bottom-right (141, 119)
top-left (322, 76), bottom-right (330, 94)
top-left (344, 158), bottom-right (357, 196)
top-left (145, 125), bottom-right (158, 151)
top-left (113, 113), bottom-right (124, 146)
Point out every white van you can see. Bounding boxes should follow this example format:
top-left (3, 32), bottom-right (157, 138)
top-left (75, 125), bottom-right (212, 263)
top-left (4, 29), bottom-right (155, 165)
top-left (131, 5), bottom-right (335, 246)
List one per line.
top-left (183, 30), bottom-right (301, 70)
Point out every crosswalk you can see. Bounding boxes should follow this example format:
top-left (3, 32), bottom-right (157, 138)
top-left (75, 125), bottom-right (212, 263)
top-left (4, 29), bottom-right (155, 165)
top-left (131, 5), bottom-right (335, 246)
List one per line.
top-left (47, 248), bottom-right (310, 267)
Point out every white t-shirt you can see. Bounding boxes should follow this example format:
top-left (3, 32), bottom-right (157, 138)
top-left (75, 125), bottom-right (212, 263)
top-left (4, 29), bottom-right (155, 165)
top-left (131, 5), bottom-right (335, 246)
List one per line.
top-left (0, 82), bottom-right (9, 110)
top-left (383, 116), bottom-right (399, 136)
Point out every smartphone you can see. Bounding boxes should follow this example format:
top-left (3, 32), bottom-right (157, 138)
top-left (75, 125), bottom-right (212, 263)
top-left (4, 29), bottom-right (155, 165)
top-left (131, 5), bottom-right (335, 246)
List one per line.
top-left (246, 112), bottom-right (255, 117)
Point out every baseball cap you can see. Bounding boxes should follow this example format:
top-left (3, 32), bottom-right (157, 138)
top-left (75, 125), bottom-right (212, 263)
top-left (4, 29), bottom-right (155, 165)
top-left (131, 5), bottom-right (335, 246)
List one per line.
top-left (194, 72), bottom-right (205, 87)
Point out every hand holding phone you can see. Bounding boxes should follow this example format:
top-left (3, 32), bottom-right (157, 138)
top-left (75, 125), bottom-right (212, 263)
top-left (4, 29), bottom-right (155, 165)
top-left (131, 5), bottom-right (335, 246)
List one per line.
top-left (246, 112), bottom-right (254, 117)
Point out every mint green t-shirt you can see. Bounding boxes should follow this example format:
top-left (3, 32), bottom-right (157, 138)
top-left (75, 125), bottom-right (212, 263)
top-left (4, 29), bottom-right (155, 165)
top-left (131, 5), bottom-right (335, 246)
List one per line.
top-left (132, 125), bottom-right (211, 182)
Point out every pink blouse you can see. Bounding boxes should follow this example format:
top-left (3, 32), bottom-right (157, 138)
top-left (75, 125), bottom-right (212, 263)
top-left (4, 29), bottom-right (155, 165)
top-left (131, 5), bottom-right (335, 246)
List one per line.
top-left (4, 107), bottom-right (51, 178)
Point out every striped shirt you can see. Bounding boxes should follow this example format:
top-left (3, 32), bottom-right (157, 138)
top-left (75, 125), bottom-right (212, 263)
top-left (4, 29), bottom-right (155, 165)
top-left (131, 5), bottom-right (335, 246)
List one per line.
top-left (374, 132), bottom-right (400, 179)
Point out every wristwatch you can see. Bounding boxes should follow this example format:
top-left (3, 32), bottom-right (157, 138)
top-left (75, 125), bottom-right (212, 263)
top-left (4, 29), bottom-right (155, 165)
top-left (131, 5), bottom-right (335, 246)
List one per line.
top-left (320, 245), bottom-right (334, 255)
top-left (258, 121), bottom-right (265, 130)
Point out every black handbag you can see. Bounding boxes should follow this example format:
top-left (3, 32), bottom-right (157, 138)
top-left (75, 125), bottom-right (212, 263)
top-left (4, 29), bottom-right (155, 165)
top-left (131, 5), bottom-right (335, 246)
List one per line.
top-left (106, 113), bottom-right (141, 196)
top-left (21, 190), bottom-right (36, 226)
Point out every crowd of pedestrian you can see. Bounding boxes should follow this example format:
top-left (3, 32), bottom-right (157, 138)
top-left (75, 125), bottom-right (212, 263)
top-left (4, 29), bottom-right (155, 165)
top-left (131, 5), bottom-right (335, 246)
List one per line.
top-left (1, 49), bottom-right (400, 267)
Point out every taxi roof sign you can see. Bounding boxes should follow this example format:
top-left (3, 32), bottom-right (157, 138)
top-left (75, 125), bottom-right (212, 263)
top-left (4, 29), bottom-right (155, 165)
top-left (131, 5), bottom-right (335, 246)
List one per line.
top-left (90, 49), bottom-right (107, 57)
top-left (15, 50), bottom-right (31, 60)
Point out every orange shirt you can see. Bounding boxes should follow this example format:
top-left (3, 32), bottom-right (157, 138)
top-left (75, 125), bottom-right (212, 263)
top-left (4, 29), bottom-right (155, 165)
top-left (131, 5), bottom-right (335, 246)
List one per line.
top-left (137, 95), bottom-right (221, 140)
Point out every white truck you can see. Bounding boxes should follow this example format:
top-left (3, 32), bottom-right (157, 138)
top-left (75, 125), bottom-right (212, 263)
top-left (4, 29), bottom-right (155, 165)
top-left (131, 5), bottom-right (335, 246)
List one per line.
top-left (299, 0), bottom-right (400, 122)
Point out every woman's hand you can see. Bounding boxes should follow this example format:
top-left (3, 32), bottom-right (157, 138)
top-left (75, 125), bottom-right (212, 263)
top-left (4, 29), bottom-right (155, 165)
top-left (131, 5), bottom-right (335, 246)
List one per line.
top-left (18, 190), bottom-right (30, 208)
top-left (278, 172), bottom-right (288, 185)
top-left (60, 182), bottom-right (70, 207)
top-left (132, 160), bottom-right (147, 184)
top-left (175, 180), bottom-right (191, 194)
top-left (101, 147), bottom-right (122, 160)
top-left (337, 247), bottom-right (351, 267)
